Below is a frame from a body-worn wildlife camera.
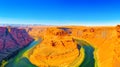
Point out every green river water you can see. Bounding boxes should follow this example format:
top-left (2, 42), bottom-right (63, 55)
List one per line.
top-left (70, 39), bottom-right (97, 67)
top-left (3, 39), bottom-right (42, 67)
top-left (2, 39), bottom-right (96, 67)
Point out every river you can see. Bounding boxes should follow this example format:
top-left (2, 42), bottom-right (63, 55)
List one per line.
top-left (3, 39), bottom-right (42, 67)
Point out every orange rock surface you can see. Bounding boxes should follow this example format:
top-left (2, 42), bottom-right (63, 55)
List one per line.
top-left (26, 25), bottom-right (120, 67)
top-left (29, 27), bottom-right (79, 66)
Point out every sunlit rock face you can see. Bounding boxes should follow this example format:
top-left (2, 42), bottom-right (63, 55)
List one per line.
top-left (113, 25), bottom-right (120, 67)
top-left (116, 25), bottom-right (120, 38)
top-left (0, 27), bottom-right (34, 63)
top-left (30, 28), bottom-right (79, 66)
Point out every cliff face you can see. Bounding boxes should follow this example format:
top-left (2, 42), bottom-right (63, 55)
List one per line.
top-left (114, 25), bottom-right (120, 67)
top-left (0, 27), bottom-right (34, 62)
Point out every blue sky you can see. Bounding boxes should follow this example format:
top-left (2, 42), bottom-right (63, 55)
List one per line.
top-left (0, 0), bottom-right (120, 25)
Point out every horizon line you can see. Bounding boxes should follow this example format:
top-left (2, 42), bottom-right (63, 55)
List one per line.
top-left (0, 18), bottom-right (120, 26)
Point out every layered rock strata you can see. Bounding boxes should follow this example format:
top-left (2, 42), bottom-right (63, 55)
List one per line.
top-left (0, 27), bottom-right (34, 63)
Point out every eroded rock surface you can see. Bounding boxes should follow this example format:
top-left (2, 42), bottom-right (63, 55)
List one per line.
top-left (0, 27), bottom-right (34, 63)
top-left (30, 28), bottom-right (79, 67)
top-left (26, 25), bottom-right (120, 67)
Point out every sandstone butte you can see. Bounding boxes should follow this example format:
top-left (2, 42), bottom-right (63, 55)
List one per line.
top-left (26, 25), bottom-right (120, 67)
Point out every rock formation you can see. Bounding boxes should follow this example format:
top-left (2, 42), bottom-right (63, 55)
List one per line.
top-left (0, 27), bottom-right (34, 63)
top-left (27, 25), bottom-right (120, 67)
top-left (30, 27), bottom-right (79, 66)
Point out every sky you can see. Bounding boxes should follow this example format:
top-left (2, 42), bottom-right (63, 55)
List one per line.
top-left (0, 0), bottom-right (120, 25)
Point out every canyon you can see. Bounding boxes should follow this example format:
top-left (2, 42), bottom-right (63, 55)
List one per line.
top-left (0, 27), bottom-right (34, 64)
top-left (0, 25), bottom-right (120, 67)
